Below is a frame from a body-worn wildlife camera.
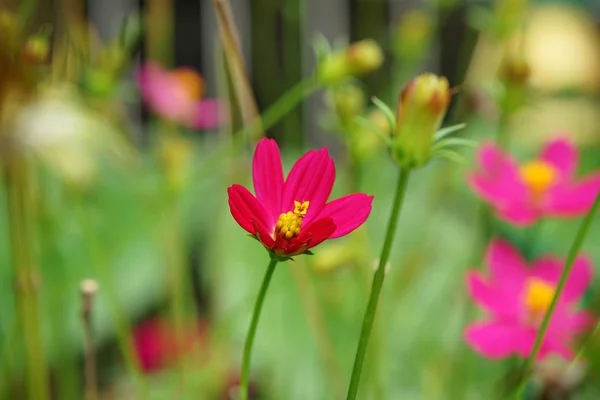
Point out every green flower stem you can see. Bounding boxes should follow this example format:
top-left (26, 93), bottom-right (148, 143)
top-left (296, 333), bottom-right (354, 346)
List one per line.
top-left (164, 208), bottom-right (189, 394)
top-left (73, 198), bottom-right (149, 398)
top-left (346, 167), bottom-right (411, 400)
top-left (5, 157), bottom-right (50, 400)
top-left (513, 190), bottom-right (600, 399)
top-left (239, 257), bottom-right (278, 400)
top-left (235, 78), bottom-right (320, 142)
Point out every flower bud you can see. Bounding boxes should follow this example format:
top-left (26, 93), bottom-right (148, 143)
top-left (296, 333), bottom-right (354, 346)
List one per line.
top-left (498, 55), bottom-right (531, 116)
top-left (394, 10), bottom-right (433, 62)
top-left (328, 83), bottom-right (365, 124)
top-left (317, 53), bottom-right (352, 85)
top-left (22, 35), bottom-right (51, 64)
top-left (499, 56), bottom-right (530, 86)
top-left (346, 39), bottom-right (384, 75)
top-left (393, 73), bottom-right (451, 168)
top-left (317, 39), bottom-right (384, 85)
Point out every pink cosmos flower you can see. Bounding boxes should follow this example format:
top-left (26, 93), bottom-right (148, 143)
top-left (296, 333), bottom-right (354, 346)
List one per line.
top-left (133, 318), bottom-right (210, 373)
top-left (465, 239), bottom-right (595, 360)
top-left (227, 138), bottom-right (374, 258)
top-left (469, 137), bottom-right (600, 225)
top-left (137, 62), bottom-right (223, 129)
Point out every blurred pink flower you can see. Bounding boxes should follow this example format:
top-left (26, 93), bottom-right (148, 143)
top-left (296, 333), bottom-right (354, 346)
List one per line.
top-left (137, 62), bottom-right (223, 129)
top-left (469, 137), bottom-right (600, 226)
top-left (465, 239), bottom-right (595, 360)
top-left (133, 318), bottom-right (210, 373)
top-left (227, 138), bottom-right (374, 258)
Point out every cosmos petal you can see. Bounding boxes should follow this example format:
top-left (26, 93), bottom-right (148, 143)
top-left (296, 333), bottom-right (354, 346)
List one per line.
top-left (253, 138), bottom-right (284, 227)
top-left (540, 137), bottom-right (578, 178)
top-left (282, 148), bottom-right (335, 224)
top-left (316, 193), bottom-right (374, 239)
top-left (227, 184), bottom-right (271, 235)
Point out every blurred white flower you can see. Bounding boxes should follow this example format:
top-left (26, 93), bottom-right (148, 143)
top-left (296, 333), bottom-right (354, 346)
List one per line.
top-left (12, 85), bottom-right (132, 186)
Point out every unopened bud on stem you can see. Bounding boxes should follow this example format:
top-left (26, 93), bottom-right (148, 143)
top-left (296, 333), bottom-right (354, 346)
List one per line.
top-left (393, 73), bottom-right (451, 168)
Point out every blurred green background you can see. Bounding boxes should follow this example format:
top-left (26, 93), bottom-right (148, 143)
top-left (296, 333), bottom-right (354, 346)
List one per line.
top-left (2, 0), bottom-right (600, 399)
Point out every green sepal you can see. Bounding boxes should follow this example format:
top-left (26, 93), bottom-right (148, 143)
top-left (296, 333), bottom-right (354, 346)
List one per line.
top-left (371, 97), bottom-right (397, 134)
top-left (434, 149), bottom-right (467, 164)
top-left (432, 137), bottom-right (477, 152)
top-left (356, 117), bottom-right (394, 147)
top-left (269, 252), bottom-right (292, 263)
top-left (433, 123), bottom-right (467, 141)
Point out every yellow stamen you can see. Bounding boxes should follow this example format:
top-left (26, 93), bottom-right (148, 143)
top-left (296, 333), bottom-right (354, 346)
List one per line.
top-left (294, 200), bottom-right (310, 216)
top-left (275, 201), bottom-right (310, 240)
top-left (519, 160), bottom-right (558, 199)
top-left (172, 68), bottom-right (205, 100)
top-left (524, 278), bottom-right (555, 318)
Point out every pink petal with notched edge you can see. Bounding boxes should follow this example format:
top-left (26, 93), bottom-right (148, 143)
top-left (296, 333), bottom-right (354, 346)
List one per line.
top-left (531, 256), bottom-right (593, 304)
top-left (465, 321), bottom-right (536, 359)
top-left (478, 142), bottom-right (517, 172)
top-left (548, 307), bottom-right (596, 339)
top-left (540, 138), bottom-right (578, 178)
top-left (496, 203), bottom-right (539, 226)
top-left (467, 272), bottom-right (521, 318)
top-left (252, 139), bottom-right (284, 228)
top-left (536, 337), bottom-right (575, 361)
top-left (227, 185), bottom-right (271, 236)
top-left (544, 174), bottom-right (600, 216)
top-left (296, 217), bottom-right (336, 251)
top-left (562, 311), bottom-right (596, 334)
top-left (281, 148), bottom-right (335, 224)
top-left (468, 174), bottom-right (529, 209)
top-left (486, 240), bottom-right (529, 289)
top-left (191, 99), bottom-right (224, 130)
top-left (468, 143), bottom-right (529, 207)
top-left (314, 193), bottom-right (374, 239)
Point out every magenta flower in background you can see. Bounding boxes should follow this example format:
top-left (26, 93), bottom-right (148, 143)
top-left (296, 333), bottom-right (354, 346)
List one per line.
top-left (465, 239), bottom-right (595, 360)
top-left (137, 62), bottom-right (223, 129)
top-left (469, 137), bottom-right (600, 225)
top-left (227, 138), bottom-right (374, 258)
top-left (133, 318), bottom-right (210, 373)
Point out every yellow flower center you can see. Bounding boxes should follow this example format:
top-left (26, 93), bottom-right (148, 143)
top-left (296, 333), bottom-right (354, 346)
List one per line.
top-left (172, 68), bottom-right (204, 100)
top-left (519, 160), bottom-right (558, 199)
top-left (275, 201), bottom-right (309, 240)
top-left (524, 278), bottom-right (555, 318)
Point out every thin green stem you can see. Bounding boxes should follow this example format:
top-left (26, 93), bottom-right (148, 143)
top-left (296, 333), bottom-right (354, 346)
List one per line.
top-left (73, 198), bottom-right (149, 398)
top-left (346, 167), bottom-right (411, 400)
top-left (235, 78), bottom-right (319, 141)
top-left (5, 158), bottom-right (50, 400)
top-left (239, 257), bottom-right (278, 400)
top-left (164, 206), bottom-right (189, 395)
top-left (512, 190), bottom-right (600, 399)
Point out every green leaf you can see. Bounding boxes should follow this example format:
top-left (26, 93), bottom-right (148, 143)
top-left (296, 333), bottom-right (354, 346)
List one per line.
top-left (371, 97), bottom-right (397, 134)
top-left (432, 137), bottom-right (478, 152)
top-left (434, 149), bottom-right (467, 164)
top-left (356, 117), bottom-right (394, 147)
top-left (312, 34), bottom-right (331, 62)
top-left (433, 123), bottom-right (467, 141)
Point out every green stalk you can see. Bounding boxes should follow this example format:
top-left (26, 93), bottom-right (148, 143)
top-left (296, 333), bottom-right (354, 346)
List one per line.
top-left (73, 198), bottom-right (149, 398)
top-left (513, 190), bottom-right (600, 399)
top-left (237, 78), bottom-right (319, 141)
top-left (346, 167), bottom-right (411, 400)
top-left (239, 257), bottom-right (278, 400)
top-left (5, 157), bottom-right (50, 400)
